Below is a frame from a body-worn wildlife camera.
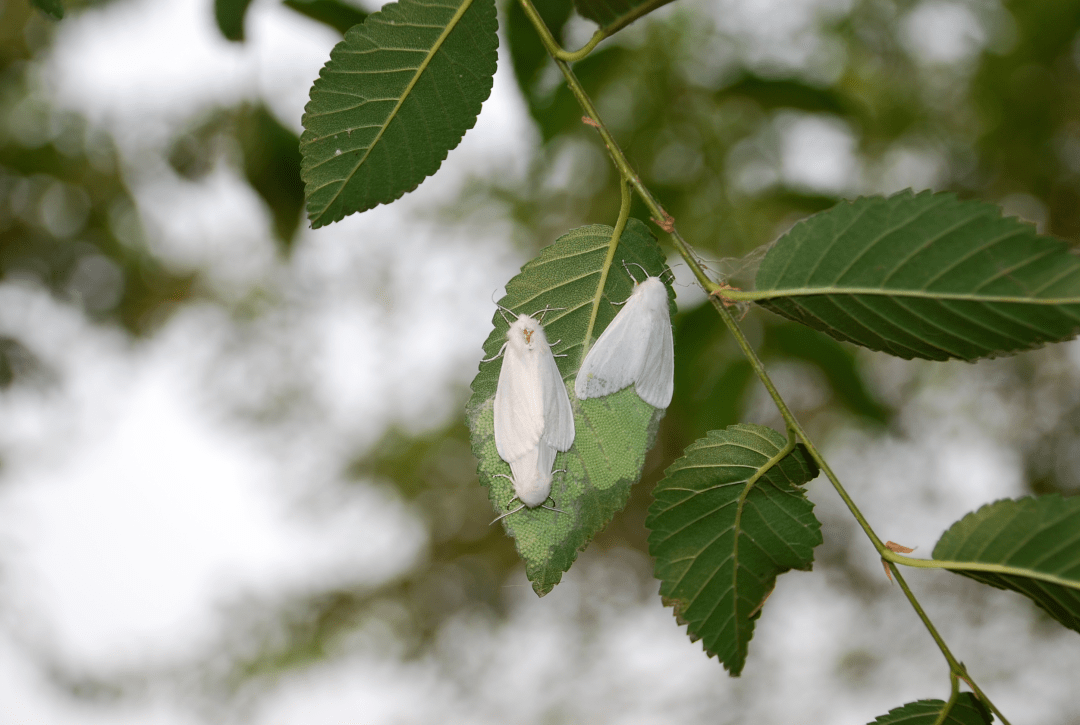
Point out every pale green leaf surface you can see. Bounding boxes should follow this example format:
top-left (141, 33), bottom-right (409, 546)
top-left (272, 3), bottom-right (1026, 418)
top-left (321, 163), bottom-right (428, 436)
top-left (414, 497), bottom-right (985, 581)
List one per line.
top-left (932, 494), bottom-right (1080, 634)
top-left (646, 424), bottom-right (822, 675)
top-left (867, 695), bottom-right (992, 725)
top-left (300, 0), bottom-right (498, 227)
top-left (573, 0), bottom-right (675, 35)
top-left (752, 190), bottom-right (1080, 361)
top-left (467, 219), bottom-right (675, 596)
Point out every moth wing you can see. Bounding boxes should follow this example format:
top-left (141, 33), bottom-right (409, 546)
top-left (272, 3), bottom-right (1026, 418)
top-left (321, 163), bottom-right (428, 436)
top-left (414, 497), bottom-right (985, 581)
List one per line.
top-left (625, 278), bottom-right (674, 408)
top-left (633, 305), bottom-right (675, 408)
top-left (574, 292), bottom-right (649, 401)
top-left (494, 345), bottom-right (545, 462)
top-left (538, 347), bottom-right (575, 452)
top-left (510, 443), bottom-right (556, 507)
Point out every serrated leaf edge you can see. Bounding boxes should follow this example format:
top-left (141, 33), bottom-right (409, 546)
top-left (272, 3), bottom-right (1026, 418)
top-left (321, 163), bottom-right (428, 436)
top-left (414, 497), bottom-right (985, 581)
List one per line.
top-left (302, 0), bottom-right (480, 224)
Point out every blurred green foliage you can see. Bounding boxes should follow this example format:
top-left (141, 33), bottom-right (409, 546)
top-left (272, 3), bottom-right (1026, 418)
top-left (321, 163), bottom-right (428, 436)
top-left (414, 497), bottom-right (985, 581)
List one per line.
top-left (168, 103), bottom-right (306, 253)
top-left (217, 0), bottom-right (369, 41)
top-left (283, 0), bottom-right (368, 35)
top-left (215, 0), bottom-right (254, 41)
top-left (30, 0), bottom-right (64, 20)
top-left (1, 0), bottom-right (193, 337)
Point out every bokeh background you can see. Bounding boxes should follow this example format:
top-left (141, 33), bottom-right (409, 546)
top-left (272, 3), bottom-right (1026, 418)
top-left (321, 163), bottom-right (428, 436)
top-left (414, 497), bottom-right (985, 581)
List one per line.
top-left (2, 0), bottom-right (1080, 722)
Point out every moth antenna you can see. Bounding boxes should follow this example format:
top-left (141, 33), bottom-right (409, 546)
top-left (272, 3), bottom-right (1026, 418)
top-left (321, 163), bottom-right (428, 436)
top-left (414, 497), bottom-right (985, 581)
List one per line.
top-left (533, 306), bottom-right (565, 323)
top-left (539, 504), bottom-right (566, 515)
top-left (488, 291), bottom-right (516, 325)
top-left (622, 259), bottom-right (649, 283)
top-left (480, 341), bottom-right (508, 363)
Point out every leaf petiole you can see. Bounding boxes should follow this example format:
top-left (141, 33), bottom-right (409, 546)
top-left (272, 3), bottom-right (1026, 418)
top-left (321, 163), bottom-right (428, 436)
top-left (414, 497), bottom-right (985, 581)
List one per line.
top-left (582, 179), bottom-right (632, 362)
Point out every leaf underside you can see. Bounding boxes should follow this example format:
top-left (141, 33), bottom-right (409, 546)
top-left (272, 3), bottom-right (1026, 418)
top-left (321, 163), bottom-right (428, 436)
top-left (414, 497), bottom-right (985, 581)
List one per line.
top-left (300, 0), bottom-right (498, 227)
top-left (868, 695), bottom-right (993, 725)
top-left (466, 219), bottom-right (676, 596)
top-left (932, 494), bottom-right (1080, 634)
top-left (646, 424), bottom-right (822, 675)
top-left (573, 0), bottom-right (676, 35)
top-left (753, 190), bottom-right (1080, 361)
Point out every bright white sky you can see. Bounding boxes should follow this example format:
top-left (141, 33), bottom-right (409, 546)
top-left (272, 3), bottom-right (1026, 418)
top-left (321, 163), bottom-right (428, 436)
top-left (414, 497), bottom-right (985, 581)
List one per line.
top-left (0, 0), bottom-right (1078, 723)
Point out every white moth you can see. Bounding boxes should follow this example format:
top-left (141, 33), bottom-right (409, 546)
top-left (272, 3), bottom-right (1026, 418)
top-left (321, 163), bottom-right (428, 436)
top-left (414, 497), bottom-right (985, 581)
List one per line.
top-left (489, 309), bottom-right (575, 520)
top-left (575, 264), bottom-right (674, 408)
top-left (491, 443), bottom-right (562, 523)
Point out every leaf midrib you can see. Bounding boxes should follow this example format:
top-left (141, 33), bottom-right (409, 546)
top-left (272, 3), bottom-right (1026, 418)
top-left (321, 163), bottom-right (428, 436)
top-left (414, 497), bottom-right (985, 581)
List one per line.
top-left (728, 287), bottom-right (1080, 305)
top-left (893, 554), bottom-right (1080, 590)
top-left (311, 0), bottom-right (476, 222)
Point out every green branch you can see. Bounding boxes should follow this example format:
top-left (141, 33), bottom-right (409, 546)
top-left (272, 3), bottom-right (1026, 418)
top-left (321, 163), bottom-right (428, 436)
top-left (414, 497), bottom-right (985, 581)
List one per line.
top-left (517, 0), bottom-right (1010, 720)
top-left (556, 29), bottom-right (606, 62)
top-left (888, 562), bottom-right (1012, 725)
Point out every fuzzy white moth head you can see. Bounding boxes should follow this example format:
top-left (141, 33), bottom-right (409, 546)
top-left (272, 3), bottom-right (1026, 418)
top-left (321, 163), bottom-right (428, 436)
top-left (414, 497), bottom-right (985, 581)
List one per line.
top-left (506, 313), bottom-right (546, 354)
top-left (633, 276), bottom-right (668, 306)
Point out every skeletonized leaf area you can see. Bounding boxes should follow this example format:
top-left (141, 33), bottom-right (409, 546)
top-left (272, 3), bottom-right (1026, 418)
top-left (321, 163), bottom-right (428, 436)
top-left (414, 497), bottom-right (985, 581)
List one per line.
top-left (467, 219), bottom-right (675, 596)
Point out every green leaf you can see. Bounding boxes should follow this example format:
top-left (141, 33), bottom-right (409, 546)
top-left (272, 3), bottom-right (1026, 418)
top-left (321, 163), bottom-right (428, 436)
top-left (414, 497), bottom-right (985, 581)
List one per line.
top-left (283, 0), bottom-right (368, 35)
top-left (646, 424), bottom-right (822, 675)
top-left (467, 219), bottom-right (675, 596)
top-left (215, 0), bottom-right (254, 41)
top-left (300, 0), bottom-right (499, 228)
top-left (932, 494), bottom-right (1080, 634)
top-left (751, 190), bottom-right (1080, 361)
top-left (574, 0), bottom-right (676, 35)
top-left (868, 695), bottom-right (993, 725)
top-left (30, 0), bottom-right (63, 20)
